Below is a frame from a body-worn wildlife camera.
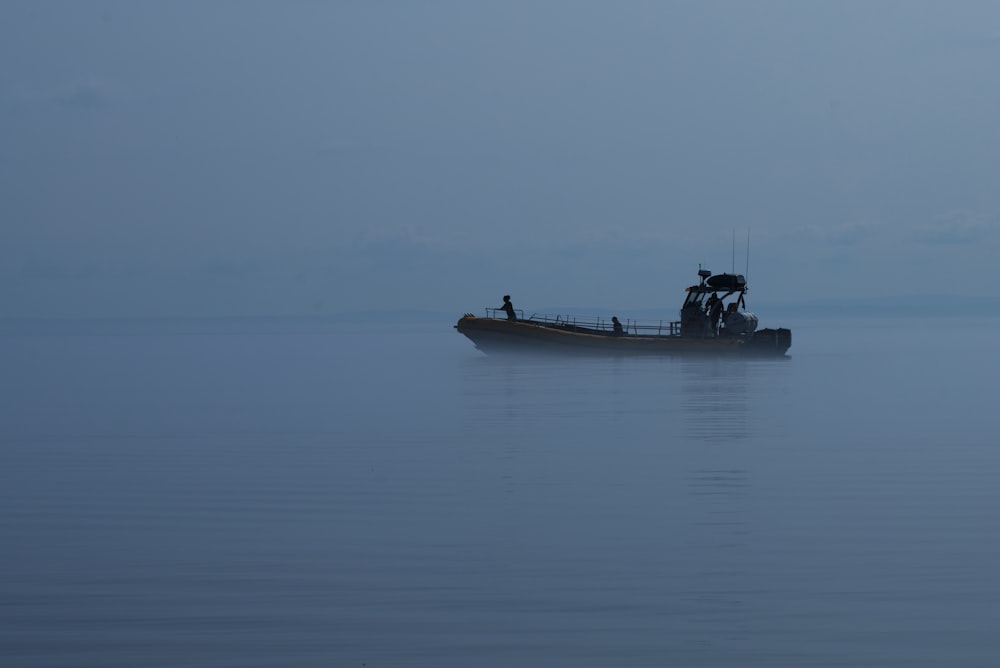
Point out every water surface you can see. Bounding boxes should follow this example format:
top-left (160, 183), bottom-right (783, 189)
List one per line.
top-left (2, 316), bottom-right (998, 666)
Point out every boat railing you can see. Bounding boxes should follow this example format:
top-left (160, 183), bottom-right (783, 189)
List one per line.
top-left (485, 308), bottom-right (525, 320)
top-left (524, 313), bottom-right (682, 337)
top-left (630, 321), bottom-right (682, 337)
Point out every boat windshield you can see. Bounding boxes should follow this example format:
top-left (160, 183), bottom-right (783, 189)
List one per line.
top-left (684, 289), bottom-right (709, 307)
top-left (684, 285), bottom-right (744, 310)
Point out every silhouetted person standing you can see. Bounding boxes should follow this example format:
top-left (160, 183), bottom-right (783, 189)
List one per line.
top-left (500, 295), bottom-right (517, 321)
top-left (612, 316), bottom-right (624, 336)
top-left (708, 293), bottom-right (724, 335)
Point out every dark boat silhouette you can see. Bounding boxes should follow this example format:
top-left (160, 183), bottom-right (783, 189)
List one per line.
top-left (455, 267), bottom-right (791, 356)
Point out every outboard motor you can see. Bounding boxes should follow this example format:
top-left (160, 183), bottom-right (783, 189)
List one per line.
top-left (724, 310), bottom-right (758, 335)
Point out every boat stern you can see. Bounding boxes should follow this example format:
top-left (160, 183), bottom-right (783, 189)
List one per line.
top-left (746, 327), bottom-right (792, 355)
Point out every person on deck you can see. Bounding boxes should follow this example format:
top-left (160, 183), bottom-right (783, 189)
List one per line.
top-left (612, 316), bottom-right (624, 336)
top-left (708, 293), bottom-right (724, 335)
top-left (500, 295), bottom-right (517, 321)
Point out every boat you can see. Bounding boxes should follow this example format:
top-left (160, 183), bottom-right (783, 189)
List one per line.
top-left (455, 267), bottom-right (791, 356)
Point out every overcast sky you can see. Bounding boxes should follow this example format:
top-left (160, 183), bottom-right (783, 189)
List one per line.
top-left (3, 1), bottom-right (999, 317)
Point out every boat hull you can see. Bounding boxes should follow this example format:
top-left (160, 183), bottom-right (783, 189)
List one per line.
top-left (455, 316), bottom-right (791, 356)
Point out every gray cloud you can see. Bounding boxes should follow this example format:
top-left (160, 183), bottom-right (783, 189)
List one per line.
top-left (4, 79), bottom-right (114, 110)
top-left (913, 210), bottom-right (999, 245)
top-left (57, 81), bottom-right (111, 109)
top-left (796, 220), bottom-right (882, 247)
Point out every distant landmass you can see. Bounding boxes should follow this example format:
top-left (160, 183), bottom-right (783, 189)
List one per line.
top-left (753, 295), bottom-right (1000, 319)
top-left (337, 295), bottom-right (1000, 325)
top-left (2, 297), bottom-right (996, 333)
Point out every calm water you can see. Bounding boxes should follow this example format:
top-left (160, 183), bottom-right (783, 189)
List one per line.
top-left (2, 316), bottom-right (999, 666)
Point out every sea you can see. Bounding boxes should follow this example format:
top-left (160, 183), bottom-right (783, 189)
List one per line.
top-left (2, 315), bottom-right (999, 667)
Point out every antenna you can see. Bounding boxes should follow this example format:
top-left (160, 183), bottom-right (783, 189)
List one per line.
top-left (731, 228), bottom-right (736, 274)
top-left (745, 229), bottom-right (751, 286)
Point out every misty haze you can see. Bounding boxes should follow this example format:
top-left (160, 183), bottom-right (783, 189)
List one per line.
top-left (3, 2), bottom-right (1000, 666)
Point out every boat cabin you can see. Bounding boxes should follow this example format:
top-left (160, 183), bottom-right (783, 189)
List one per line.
top-left (680, 270), bottom-right (754, 338)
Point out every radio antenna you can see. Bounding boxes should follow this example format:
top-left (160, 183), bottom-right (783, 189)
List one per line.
top-left (745, 229), bottom-right (751, 285)
top-left (731, 228), bottom-right (736, 274)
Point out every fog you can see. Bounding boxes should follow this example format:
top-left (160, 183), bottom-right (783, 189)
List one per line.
top-left (5, 6), bottom-right (999, 663)
top-left (3, 1), bottom-right (1000, 318)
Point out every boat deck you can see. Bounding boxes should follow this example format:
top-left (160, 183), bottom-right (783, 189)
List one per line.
top-left (485, 309), bottom-right (682, 338)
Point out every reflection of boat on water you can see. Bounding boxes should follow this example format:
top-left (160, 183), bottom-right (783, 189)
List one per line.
top-left (455, 267), bottom-right (791, 356)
